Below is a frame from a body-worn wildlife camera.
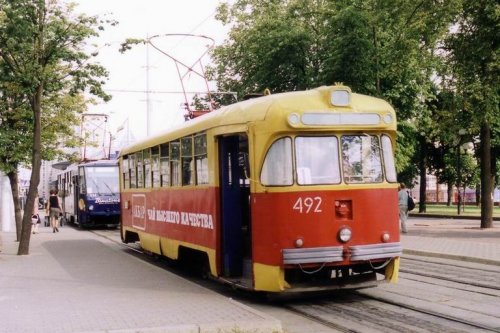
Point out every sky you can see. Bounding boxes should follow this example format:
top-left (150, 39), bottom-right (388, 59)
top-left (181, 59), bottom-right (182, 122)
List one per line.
top-left (72, 0), bottom-right (230, 147)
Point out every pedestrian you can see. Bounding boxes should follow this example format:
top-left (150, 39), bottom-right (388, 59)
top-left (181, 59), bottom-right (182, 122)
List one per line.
top-left (46, 189), bottom-right (61, 233)
top-left (398, 183), bottom-right (409, 233)
top-left (31, 192), bottom-right (41, 234)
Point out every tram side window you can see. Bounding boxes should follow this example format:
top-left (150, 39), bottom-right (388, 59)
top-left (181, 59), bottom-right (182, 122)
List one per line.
top-left (151, 146), bottom-right (160, 187)
top-left (341, 135), bottom-right (383, 184)
top-left (143, 148), bottom-right (152, 188)
top-left (160, 143), bottom-right (170, 187)
top-left (63, 176), bottom-right (68, 196)
top-left (129, 154), bottom-right (137, 188)
top-left (181, 136), bottom-right (194, 186)
top-left (79, 167), bottom-right (85, 194)
top-left (381, 135), bottom-right (397, 183)
top-left (170, 141), bottom-right (181, 186)
top-left (122, 156), bottom-right (130, 189)
top-left (136, 151), bottom-right (144, 188)
top-left (194, 134), bottom-right (208, 185)
top-left (295, 136), bottom-right (341, 185)
top-left (260, 137), bottom-right (293, 186)
top-left (57, 175), bottom-right (63, 195)
top-left (68, 172), bottom-right (73, 195)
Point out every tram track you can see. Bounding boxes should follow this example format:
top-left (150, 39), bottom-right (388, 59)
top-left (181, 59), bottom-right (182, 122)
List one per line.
top-left (401, 256), bottom-right (500, 291)
top-left (282, 290), bottom-right (498, 333)
top-left (91, 229), bottom-right (500, 332)
top-left (277, 254), bottom-right (500, 333)
top-left (356, 291), bottom-right (500, 333)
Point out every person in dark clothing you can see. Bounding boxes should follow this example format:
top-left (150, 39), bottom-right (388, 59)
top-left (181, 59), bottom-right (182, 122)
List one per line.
top-left (46, 189), bottom-right (62, 233)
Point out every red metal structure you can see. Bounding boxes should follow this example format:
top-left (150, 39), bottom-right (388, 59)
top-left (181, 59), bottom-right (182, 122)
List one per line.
top-left (147, 34), bottom-right (216, 120)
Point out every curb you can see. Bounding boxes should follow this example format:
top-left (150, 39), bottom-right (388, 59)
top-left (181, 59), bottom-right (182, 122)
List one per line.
top-left (409, 213), bottom-right (500, 221)
top-left (403, 249), bottom-right (500, 267)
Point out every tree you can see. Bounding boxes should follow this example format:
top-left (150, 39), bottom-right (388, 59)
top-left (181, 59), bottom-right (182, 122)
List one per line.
top-left (211, 0), bottom-right (317, 97)
top-left (0, 0), bottom-right (112, 254)
top-left (211, 0), bottom-right (460, 184)
top-left (445, 0), bottom-right (499, 228)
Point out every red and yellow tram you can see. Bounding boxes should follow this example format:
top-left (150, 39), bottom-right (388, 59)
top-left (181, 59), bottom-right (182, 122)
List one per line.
top-left (119, 84), bottom-right (401, 293)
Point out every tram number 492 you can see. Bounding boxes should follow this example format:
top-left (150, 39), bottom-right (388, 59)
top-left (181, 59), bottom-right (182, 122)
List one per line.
top-left (293, 196), bottom-right (322, 214)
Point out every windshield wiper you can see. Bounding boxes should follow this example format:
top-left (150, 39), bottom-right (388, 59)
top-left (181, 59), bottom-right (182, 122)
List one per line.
top-left (91, 178), bottom-right (102, 195)
top-left (102, 181), bottom-right (114, 194)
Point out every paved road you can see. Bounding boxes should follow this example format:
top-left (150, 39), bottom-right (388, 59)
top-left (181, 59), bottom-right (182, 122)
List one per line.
top-left (0, 226), bottom-right (281, 333)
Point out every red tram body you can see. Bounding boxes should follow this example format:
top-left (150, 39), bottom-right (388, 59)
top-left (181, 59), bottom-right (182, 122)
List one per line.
top-left (119, 85), bottom-right (401, 293)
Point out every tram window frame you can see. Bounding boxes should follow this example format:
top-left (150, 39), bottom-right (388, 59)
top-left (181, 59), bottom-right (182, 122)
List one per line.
top-left (341, 134), bottom-right (383, 184)
top-left (381, 135), bottom-right (397, 183)
top-left (79, 167), bottom-right (86, 194)
top-left (194, 134), bottom-right (208, 185)
top-left (260, 137), bottom-right (293, 186)
top-left (160, 143), bottom-right (170, 187)
top-left (151, 145), bottom-right (160, 187)
top-left (181, 136), bottom-right (194, 186)
top-left (68, 171), bottom-right (73, 194)
top-left (170, 140), bottom-right (181, 186)
top-left (295, 136), bottom-right (341, 185)
top-left (129, 154), bottom-right (137, 188)
top-left (122, 155), bottom-right (130, 189)
top-left (143, 148), bottom-right (152, 188)
top-left (136, 151), bottom-right (144, 188)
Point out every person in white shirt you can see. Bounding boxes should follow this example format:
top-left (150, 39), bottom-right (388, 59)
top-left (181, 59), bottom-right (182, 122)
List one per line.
top-left (398, 183), bottom-right (409, 233)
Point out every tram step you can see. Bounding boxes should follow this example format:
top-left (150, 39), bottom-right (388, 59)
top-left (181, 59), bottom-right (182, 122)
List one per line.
top-left (243, 258), bottom-right (252, 279)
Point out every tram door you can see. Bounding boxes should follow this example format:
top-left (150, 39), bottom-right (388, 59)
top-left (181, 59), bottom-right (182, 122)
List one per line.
top-left (72, 174), bottom-right (80, 223)
top-left (219, 135), bottom-right (251, 277)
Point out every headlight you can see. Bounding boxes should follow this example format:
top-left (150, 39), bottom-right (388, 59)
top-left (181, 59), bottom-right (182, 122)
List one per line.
top-left (294, 238), bottom-right (304, 248)
top-left (383, 114), bottom-right (393, 124)
top-left (381, 232), bottom-right (391, 242)
top-left (338, 227), bottom-right (352, 243)
top-left (288, 113), bottom-right (300, 126)
top-left (88, 205), bottom-right (94, 211)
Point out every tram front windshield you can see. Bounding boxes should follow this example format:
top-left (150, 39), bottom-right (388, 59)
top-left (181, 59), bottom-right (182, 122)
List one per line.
top-left (261, 134), bottom-right (396, 186)
top-left (85, 166), bottom-right (119, 194)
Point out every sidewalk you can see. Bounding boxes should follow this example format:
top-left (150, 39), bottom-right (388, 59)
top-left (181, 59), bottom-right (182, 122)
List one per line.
top-left (402, 217), bottom-right (500, 266)
top-left (0, 225), bottom-right (282, 333)
top-left (2, 217), bottom-right (499, 333)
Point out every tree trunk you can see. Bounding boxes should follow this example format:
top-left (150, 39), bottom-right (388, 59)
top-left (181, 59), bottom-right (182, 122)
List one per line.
top-left (418, 137), bottom-right (427, 213)
top-left (17, 85), bottom-right (43, 255)
top-left (479, 122), bottom-right (493, 228)
top-left (7, 170), bottom-right (23, 242)
top-left (475, 185), bottom-right (481, 206)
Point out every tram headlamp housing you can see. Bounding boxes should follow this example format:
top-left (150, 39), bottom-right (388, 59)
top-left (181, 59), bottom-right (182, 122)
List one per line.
top-left (381, 232), bottom-right (391, 242)
top-left (288, 113), bottom-right (300, 126)
top-left (88, 205), bottom-right (94, 211)
top-left (294, 238), bottom-right (304, 248)
top-left (330, 89), bottom-right (350, 107)
top-left (338, 227), bottom-right (352, 243)
top-left (383, 114), bottom-right (393, 124)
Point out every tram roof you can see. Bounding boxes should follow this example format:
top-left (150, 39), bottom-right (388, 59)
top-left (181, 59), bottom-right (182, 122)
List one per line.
top-left (76, 159), bottom-right (118, 168)
top-left (120, 85), bottom-right (395, 156)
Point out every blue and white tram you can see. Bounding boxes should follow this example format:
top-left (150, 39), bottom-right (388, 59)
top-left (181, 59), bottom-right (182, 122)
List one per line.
top-left (56, 159), bottom-right (120, 228)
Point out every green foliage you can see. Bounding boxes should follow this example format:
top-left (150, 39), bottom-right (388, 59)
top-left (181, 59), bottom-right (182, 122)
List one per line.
top-left (119, 38), bottom-right (146, 54)
top-left (211, 0), bottom-right (464, 184)
top-left (0, 0), bottom-right (112, 168)
top-left (0, 0), bottom-right (114, 253)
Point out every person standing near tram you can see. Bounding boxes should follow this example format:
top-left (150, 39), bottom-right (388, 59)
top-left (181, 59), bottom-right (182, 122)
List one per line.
top-left (398, 183), bottom-right (409, 233)
top-left (46, 189), bottom-right (61, 233)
